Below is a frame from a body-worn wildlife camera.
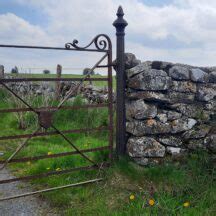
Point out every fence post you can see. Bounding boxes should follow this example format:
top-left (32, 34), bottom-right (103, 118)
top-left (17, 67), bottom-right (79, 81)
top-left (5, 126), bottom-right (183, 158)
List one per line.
top-left (113, 6), bottom-right (128, 155)
top-left (0, 65), bottom-right (4, 79)
top-left (55, 64), bottom-right (62, 101)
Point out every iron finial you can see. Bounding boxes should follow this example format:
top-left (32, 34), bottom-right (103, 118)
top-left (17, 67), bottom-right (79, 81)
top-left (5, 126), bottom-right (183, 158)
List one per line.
top-left (113, 6), bottom-right (128, 30)
top-left (117, 6), bottom-right (124, 16)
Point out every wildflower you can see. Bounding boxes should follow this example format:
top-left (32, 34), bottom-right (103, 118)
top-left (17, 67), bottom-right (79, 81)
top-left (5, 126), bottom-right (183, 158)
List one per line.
top-left (47, 152), bottom-right (52, 155)
top-left (129, 194), bottom-right (135, 200)
top-left (27, 161), bottom-right (31, 165)
top-left (148, 199), bottom-right (155, 206)
top-left (46, 167), bottom-right (50, 170)
top-left (183, 202), bottom-right (190, 207)
top-left (56, 168), bottom-right (61, 171)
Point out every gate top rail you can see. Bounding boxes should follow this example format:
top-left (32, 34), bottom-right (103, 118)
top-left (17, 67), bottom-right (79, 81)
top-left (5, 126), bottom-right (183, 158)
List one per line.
top-left (0, 77), bottom-right (108, 82)
top-left (0, 34), bottom-right (112, 53)
top-left (0, 44), bottom-right (107, 52)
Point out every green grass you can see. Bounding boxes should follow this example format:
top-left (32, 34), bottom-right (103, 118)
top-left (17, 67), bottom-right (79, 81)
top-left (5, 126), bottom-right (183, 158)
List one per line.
top-left (0, 89), bottom-right (215, 215)
top-left (33, 155), bottom-right (215, 216)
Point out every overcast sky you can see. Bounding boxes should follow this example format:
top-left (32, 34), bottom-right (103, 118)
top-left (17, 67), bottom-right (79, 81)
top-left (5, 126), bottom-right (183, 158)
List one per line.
top-left (1, 0), bottom-right (216, 74)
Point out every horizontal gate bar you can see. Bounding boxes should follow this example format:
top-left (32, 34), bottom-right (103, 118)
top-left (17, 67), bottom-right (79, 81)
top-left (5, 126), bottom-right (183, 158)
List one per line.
top-left (0, 44), bottom-right (107, 52)
top-left (0, 104), bottom-right (109, 113)
top-left (0, 77), bottom-right (108, 82)
top-left (0, 126), bottom-right (109, 141)
top-left (0, 178), bottom-right (103, 202)
top-left (0, 146), bottom-right (109, 164)
top-left (96, 64), bottom-right (115, 68)
top-left (0, 162), bottom-right (109, 184)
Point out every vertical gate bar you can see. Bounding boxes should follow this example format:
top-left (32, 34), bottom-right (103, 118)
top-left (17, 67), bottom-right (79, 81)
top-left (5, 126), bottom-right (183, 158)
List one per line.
top-left (107, 48), bottom-right (114, 160)
top-left (113, 6), bottom-right (128, 155)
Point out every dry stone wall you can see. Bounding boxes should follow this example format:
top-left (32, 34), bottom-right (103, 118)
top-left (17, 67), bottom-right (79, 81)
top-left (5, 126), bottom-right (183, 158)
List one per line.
top-left (125, 55), bottom-right (216, 166)
top-left (1, 74), bottom-right (111, 104)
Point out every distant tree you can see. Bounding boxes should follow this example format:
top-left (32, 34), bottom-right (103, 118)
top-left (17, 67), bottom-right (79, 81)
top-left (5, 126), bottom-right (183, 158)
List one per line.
top-left (11, 66), bottom-right (19, 74)
top-left (83, 68), bottom-right (95, 76)
top-left (43, 69), bottom-right (51, 74)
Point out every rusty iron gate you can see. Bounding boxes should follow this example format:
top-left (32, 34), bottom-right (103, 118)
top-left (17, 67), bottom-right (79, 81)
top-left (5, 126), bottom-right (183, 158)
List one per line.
top-left (0, 6), bottom-right (128, 201)
top-left (0, 34), bottom-right (113, 201)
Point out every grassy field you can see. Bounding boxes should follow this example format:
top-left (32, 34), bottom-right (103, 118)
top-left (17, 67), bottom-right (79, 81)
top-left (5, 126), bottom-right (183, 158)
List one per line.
top-left (0, 88), bottom-right (215, 215)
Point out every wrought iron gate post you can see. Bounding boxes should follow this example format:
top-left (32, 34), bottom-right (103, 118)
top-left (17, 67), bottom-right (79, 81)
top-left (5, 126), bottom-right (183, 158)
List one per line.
top-left (113, 6), bottom-right (128, 155)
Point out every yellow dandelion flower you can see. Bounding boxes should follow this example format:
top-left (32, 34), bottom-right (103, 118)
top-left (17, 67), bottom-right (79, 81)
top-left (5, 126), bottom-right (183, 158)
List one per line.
top-left (27, 161), bottom-right (31, 165)
top-left (148, 199), bottom-right (155, 206)
top-left (47, 152), bottom-right (52, 155)
top-left (129, 194), bottom-right (135, 200)
top-left (46, 167), bottom-right (50, 170)
top-left (56, 168), bottom-right (61, 171)
top-left (183, 202), bottom-right (190, 207)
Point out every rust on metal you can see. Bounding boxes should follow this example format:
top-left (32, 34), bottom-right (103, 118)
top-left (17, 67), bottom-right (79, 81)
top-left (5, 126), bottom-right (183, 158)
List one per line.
top-left (0, 162), bottom-right (110, 185)
top-left (0, 178), bottom-right (104, 202)
top-left (0, 127), bottom-right (41, 171)
top-left (0, 81), bottom-right (37, 113)
top-left (107, 41), bottom-right (114, 160)
top-left (0, 30), bottom-right (114, 199)
top-left (0, 146), bottom-right (109, 164)
top-left (0, 44), bottom-right (108, 52)
top-left (51, 124), bottom-right (98, 167)
top-left (0, 126), bottom-right (109, 141)
top-left (65, 34), bottom-right (110, 51)
top-left (57, 53), bottom-right (108, 109)
top-left (0, 104), bottom-right (109, 113)
top-left (38, 111), bottom-right (54, 129)
top-left (0, 77), bottom-right (108, 83)
top-left (113, 6), bottom-right (128, 155)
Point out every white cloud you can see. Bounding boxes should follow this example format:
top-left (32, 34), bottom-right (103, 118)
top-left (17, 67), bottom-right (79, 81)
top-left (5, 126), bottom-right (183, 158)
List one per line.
top-left (0, 13), bottom-right (52, 45)
top-left (1, 0), bottom-right (216, 72)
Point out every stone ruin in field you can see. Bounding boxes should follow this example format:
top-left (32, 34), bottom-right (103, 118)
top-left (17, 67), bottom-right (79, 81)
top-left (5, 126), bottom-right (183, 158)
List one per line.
top-left (125, 54), bottom-right (216, 165)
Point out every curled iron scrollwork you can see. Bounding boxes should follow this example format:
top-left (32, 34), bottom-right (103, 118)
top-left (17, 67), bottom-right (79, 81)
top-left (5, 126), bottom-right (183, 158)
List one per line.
top-left (65, 34), bottom-right (111, 51)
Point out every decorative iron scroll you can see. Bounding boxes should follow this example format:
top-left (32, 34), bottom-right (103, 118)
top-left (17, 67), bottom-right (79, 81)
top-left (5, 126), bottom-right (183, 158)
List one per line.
top-left (65, 34), bottom-right (112, 51)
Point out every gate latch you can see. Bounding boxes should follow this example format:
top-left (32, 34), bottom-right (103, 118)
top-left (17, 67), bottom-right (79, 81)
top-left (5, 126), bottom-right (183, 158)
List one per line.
top-left (38, 111), bottom-right (54, 129)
